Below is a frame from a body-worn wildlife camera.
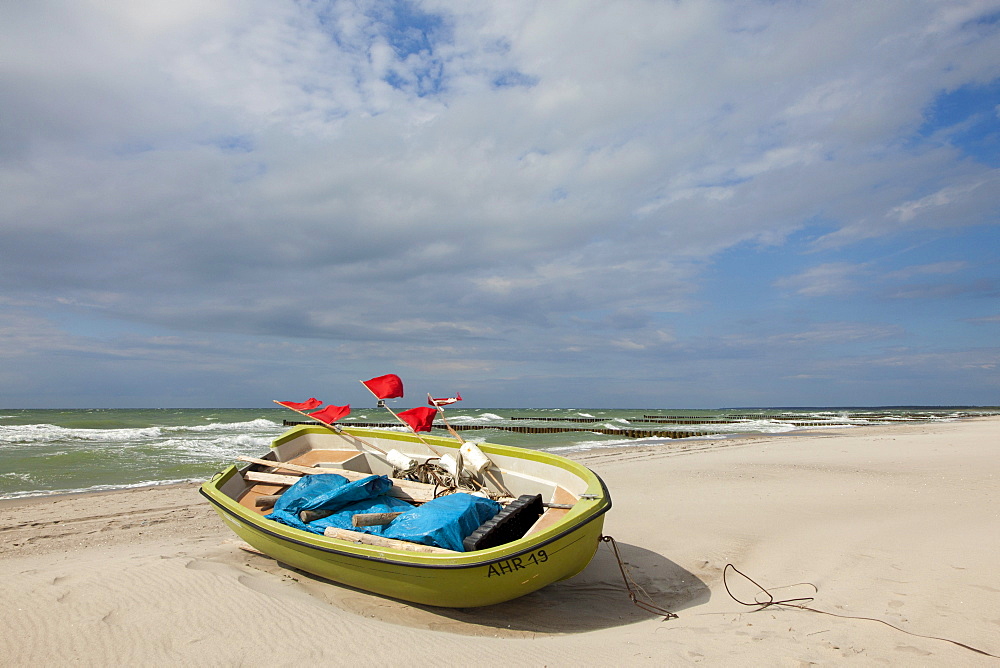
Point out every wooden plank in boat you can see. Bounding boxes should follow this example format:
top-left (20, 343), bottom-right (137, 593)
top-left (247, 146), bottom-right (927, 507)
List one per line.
top-left (242, 470), bottom-right (435, 503)
top-left (238, 484), bottom-right (286, 515)
top-left (352, 511), bottom-right (403, 527)
top-left (289, 449), bottom-right (361, 467)
top-left (524, 507), bottom-right (569, 536)
top-left (323, 527), bottom-right (457, 554)
top-left (237, 455), bottom-right (333, 476)
top-left (244, 471), bottom-right (302, 485)
top-left (525, 485), bottom-right (576, 536)
top-left (239, 456), bottom-right (439, 496)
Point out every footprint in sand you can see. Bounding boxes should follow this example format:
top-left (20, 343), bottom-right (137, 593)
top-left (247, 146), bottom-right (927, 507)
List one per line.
top-left (183, 558), bottom-right (242, 577)
top-left (235, 572), bottom-right (316, 602)
top-left (895, 644), bottom-right (932, 656)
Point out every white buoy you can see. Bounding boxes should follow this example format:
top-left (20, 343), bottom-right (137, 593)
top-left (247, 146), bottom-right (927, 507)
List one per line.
top-left (459, 442), bottom-right (492, 474)
top-left (386, 449), bottom-right (416, 471)
top-left (439, 453), bottom-right (461, 477)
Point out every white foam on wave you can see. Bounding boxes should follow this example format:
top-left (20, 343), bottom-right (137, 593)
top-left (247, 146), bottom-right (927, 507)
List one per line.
top-left (719, 419), bottom-right (799, 434)
top-left (168, 418), bottom-right (281, 433)
top-left (0, 423), bottom-right (164, 444)
top-left (447, 413), bottom-right (503, 423)
top-left (545, 435), bottom-right (676, 454)
top-left (1, 471), bottom-right (35, 484)
top-left (164, 433), bottom-right (275, 459)
top-left (0, 418), bottom-right (282, 446)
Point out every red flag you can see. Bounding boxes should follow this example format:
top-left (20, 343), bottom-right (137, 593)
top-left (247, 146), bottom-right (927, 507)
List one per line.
top-left (428, 392), bottom-right (462, 407)
top-left (398, 406), bottom-right (436, 432)
top-left (308, 404), bottom-right (350, 424)
top-left (276, 398), bottom-right (322, 411)
top-left (362, 374), bottom-right (404, 399)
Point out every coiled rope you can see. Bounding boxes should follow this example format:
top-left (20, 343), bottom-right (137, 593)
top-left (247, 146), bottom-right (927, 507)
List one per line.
top-left (593, 547), bottom-right (997, 658)
top-left (395, 458), bottom-right (514, 500)
top-left (723, 563), bottom-right (998, 659)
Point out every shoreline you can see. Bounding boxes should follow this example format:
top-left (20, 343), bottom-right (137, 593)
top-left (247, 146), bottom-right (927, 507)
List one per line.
top-left (1, 416), bottom-right (975, 505)
top-left (2, 416), bottom-right (997, 664)
top-left (0, 479), bottom-right (205, 509)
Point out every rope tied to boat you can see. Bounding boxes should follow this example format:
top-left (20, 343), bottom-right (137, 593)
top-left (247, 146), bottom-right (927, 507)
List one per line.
top-left (600, 535), bottom-right (678, 621)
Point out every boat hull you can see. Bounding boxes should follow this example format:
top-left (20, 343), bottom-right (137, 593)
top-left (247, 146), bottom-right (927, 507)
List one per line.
top-left (200, 427), bottom-right (611, 607)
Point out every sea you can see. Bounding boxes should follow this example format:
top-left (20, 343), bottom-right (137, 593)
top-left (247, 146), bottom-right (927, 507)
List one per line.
top-left (1, 406), bottom-right (994, 500)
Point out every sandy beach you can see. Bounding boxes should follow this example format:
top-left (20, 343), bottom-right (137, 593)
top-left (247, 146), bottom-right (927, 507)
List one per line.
top-left (1, 417), bottom-right (997, 666)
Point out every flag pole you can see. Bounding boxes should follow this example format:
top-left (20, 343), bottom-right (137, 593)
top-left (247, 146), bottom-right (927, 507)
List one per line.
top-left (359, 381), bottom-right (443, 456)
top-left (429, 394), bottom-right (465, 444)
top-left (273, 401), bottom-right (388, 455)
top-left (429, 395), bottom-right (513, 498)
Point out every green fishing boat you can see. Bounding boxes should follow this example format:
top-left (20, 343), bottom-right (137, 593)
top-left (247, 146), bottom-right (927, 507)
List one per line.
top-left (200, 424), bottom-right (612, 607)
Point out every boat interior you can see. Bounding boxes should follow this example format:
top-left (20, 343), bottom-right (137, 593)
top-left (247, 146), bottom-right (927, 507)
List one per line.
top-left (219, 429), bottom-right (585, 549)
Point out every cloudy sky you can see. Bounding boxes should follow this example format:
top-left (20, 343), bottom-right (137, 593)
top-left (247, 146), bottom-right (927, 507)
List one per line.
top-left (2, 1), bottom-right (999, 409)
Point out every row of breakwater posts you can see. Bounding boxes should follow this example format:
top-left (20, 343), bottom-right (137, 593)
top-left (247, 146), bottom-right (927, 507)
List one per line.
top-left (641, 417), bottom-right (861, 426)
top-left (283, 421), bottom-right (711, 439)
top-left (509, 416), bottom-right (761, 425)
top-left (283, 409), bottom-right (987, 440)
top-left (509, 415), bottom-right (863, 427)
top-left (283, 420), bottom-right (867, 436)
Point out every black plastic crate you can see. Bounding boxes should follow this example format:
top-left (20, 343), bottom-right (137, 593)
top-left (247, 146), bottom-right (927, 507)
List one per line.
top-left (463, 494), bottom-right (544, 551)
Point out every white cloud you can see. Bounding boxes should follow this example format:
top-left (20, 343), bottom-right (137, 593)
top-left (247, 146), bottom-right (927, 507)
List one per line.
top-left (2, 0), bottom-right (1000, 405)
top-left (885, 261), bottom-right (968, 280)
top-left (773, 263), bottom-right (872, 298)
top-left (967, 314), bottom-right (1000, 324)
top-left (888, 174), bottom-right (999, 223)
top-left (771, 322), bottom-right (902, 346)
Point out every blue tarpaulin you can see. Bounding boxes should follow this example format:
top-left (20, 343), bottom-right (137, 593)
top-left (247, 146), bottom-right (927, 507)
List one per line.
top-left (265, 473), bottom-right (404, 534)
top-left (263, 474), bottom-right (501, 551)
top-left (305, 495), bottom-right (415, 535)
top-left (384, 493), bottom-right (501, 552)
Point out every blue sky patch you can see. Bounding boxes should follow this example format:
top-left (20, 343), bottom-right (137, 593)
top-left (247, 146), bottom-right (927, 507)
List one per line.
top-left (920, 78), bottom-right (1000, 166)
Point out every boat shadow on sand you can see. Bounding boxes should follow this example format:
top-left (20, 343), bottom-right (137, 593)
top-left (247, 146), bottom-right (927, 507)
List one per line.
top-left (247, 540), bottom-right (709, 637)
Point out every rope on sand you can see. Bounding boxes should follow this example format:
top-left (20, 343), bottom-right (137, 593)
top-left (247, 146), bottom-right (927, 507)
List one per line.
top-left (600, 535), bottom-right (678, 620)
top-left (722, 563), bottom-right (998, 659)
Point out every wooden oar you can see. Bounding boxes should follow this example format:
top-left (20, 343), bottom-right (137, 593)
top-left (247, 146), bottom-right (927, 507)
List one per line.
top-left (236, 456), bottom-right (436, 500)
top-left (242, 469), bottom-right (435, 503)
